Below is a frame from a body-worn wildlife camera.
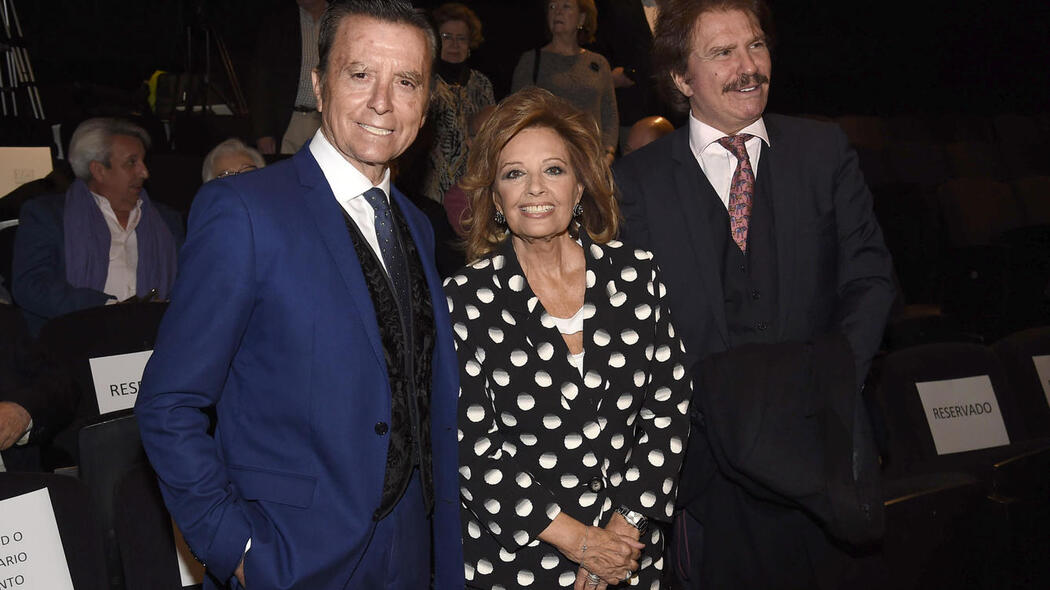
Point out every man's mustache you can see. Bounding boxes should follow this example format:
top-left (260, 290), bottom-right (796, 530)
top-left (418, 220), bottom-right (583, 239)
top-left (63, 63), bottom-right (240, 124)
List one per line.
top-left (723, 73), bottom-right (769, 93)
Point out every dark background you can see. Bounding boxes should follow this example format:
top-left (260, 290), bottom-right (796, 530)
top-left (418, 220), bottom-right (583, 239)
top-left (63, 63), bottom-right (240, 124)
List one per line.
top-left (6, 0), bottom-right (1050, 149)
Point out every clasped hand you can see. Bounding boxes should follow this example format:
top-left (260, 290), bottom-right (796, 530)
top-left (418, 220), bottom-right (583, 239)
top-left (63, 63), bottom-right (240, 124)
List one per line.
top-left (573, 522), bottom-right (643, 589)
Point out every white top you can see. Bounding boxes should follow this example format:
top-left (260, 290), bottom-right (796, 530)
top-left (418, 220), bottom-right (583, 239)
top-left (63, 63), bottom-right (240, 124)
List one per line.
top-left (551, 305), bottom-right (586, 377)
top-left (92, 191), bottom-right (142, 302)
top-left (309, 129), bottom-right (392, 274)
top-left (687, 113), bottom-right (770, 210)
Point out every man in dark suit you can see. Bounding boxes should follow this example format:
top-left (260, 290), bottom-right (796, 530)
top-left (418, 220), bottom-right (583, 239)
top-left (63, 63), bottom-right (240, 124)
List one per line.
top-left (136, 2), bottom-right (463, 588)
top-left (612, 0), bottom-right (895, 587)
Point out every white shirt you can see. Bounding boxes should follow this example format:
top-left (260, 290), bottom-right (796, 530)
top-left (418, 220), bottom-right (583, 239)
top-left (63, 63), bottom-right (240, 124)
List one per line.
top-left (91, 191), bottom-right (142, 302)
top-left (308, 129), bottom-right (393, 273)
top-left (686, 113), bottom-right (770, 210)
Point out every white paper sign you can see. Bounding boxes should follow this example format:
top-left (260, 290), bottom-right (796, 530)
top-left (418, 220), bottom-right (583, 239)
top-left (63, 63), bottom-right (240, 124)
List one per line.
top-left (0, 488), bottom-right (75, 590)
top-left (88, 350), bottom-right (153, 415)
top-left (916, 375), bottom-right (1010, 455)
top-left (172, 519), bottom-right (205, 586)
top-left (1031, 355), bottom-right (1050, 410)
top-left (0, 147), bottom-right (52, 198)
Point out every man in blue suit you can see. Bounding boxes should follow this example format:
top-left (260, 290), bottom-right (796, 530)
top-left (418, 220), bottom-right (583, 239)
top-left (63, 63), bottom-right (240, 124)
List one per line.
top-left (136, 2), bottom-right (464, 588)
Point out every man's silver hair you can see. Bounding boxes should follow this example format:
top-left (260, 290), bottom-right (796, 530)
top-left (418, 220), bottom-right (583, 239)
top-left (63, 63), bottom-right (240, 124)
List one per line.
top-left (68, 117), bottom-right (152, 180)
top-left (202, 138), bottom-right (267, 182)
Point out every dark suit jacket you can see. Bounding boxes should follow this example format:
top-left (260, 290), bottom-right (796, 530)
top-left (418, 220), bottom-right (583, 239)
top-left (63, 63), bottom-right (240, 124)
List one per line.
top-left (249, 1), bottom-right (302, 144)
top-left (689, 332), bottom-right (884, 547)
top-left (614, 115), bottom-right (894, 382)
top-left (11, 192), bottom-right (184, 335)
top-left (135, 149), bottom-right (464, 589)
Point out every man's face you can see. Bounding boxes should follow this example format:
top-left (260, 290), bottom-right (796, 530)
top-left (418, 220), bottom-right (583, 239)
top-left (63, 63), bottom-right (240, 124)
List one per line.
top-left (312, 15), bottom-right (430, 185)
top-left (89, 134), bottom-right (149, 213)
top-left (672, 9), bottom-right (771, 135)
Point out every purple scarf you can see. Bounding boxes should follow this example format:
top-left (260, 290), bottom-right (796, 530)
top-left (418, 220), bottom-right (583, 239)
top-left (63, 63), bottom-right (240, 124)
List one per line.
top-left (63, 178), bottom-right (177, 300)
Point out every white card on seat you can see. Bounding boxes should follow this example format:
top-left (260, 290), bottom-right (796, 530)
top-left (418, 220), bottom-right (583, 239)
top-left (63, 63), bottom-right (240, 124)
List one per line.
top-left (0, 487), bottom-right (75, 589)
top-left (172, 518), bottom-right (205, 586)
top-left (88, 350), bottom-right (153, 415)
top-left (0, 147), bottom-right (52, 199)
top-left (1031, 355), bottom-right (1050, 410)
top-left (916, 375), bottom-right (1010, 455)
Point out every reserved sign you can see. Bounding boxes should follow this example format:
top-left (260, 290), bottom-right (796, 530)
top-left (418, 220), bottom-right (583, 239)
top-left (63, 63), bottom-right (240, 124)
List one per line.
top-left (0, 147), bottom-right (52, 199)
top-left (88, 350), bottom-right (153, 415)
top-left (1032, 355), bottom-right (1050, 410)
top-left (0, 488), bottom-right (75, 590)
top-left (916, 375), bottom-right (1010, 455)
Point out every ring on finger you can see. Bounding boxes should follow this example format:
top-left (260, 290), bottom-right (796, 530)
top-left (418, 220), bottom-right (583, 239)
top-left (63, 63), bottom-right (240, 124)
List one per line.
top-left (625, 569), bottom-right (634, 580)
top-left (587, 572), bottom-right (602, 585)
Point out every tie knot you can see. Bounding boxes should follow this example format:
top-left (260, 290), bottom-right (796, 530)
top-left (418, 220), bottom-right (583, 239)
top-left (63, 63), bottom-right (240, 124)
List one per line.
top-left (362, 187), bottom-right (387, 209)
top-left (717, 134), bottom-right (753, 160)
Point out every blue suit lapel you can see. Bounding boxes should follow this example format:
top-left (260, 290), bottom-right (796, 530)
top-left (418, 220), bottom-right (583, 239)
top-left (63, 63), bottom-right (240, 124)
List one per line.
top-left (670, 128), bottom-right (730, 346)
top-left (292, 149), bottom-right (387, 370)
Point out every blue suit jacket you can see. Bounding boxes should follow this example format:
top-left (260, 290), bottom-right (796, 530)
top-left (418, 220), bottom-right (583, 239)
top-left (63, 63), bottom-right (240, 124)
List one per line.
top-left (136, 148), bottom-right (464, 589)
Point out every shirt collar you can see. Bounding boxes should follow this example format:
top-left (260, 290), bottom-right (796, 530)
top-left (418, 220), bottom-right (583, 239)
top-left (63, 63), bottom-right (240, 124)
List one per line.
top-left (687, 112), bottom-right (770, 157)
top-left (309, 128), bottom-right (391, 203)
top-left (90, 191), bottom-right (142, 222)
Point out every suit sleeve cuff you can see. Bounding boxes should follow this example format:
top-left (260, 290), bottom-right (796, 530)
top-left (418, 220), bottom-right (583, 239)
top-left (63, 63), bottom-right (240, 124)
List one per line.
top-left (200, 500), bottom-right (253, 581)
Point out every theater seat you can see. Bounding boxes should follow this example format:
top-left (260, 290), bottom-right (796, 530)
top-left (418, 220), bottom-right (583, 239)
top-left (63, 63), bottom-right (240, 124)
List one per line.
top-left (30, 301), bottom-right (169, 466)
top-left (873, 342), bottom-right (1047, 493)
top-left (78, 412), bottom-right (148, 590)
top-left (873, 342), bottom-right (1050, 586)
top-left (993, 328), bottom-right (1050, 440)
top-left (0, 472), bottom-right (109, 590)
top-left (115, 463), bottom-right (199, 590)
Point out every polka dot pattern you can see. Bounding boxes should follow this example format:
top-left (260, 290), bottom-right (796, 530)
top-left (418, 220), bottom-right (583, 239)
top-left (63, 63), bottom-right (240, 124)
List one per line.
top-left (443, 237), bottom-right (692, 589)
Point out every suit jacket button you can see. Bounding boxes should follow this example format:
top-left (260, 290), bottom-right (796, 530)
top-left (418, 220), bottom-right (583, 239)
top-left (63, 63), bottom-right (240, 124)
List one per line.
top-left (756, 322), bottom-right (768, 331)
top-left (588, 477), bottom-right (603, 492)
top-left (751, 289), bottom-right (761, 300)
top-left (375, 422), bottom-right (389, 435)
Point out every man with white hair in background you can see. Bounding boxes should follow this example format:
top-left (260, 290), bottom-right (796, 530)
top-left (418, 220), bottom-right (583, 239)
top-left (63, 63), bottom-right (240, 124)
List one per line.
top-left (11, 117), bottom-right (184, 334)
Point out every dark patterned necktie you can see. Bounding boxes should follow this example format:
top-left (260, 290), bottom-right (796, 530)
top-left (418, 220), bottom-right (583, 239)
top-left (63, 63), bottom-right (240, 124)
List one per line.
top-left (717, 133), bottom-right (755, 253)
top-left (362, 187), bottom-right (411, 316)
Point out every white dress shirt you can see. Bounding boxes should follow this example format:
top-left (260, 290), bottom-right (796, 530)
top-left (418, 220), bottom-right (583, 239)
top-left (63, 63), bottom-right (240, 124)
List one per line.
top-left (308, 129), bottom-right (392, 273)
top-left (686, 113), bottom-right (770, 210)
top-left (91, 192), bottom-right (142, 302)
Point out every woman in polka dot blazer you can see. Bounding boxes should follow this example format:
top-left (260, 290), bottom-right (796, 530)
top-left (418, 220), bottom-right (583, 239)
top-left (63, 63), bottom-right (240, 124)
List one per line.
top-left (443, 87), bottom-right (692, 589)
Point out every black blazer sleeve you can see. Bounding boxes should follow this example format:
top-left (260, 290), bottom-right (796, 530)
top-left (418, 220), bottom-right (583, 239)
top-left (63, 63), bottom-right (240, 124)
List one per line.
top-left (821, 123), bottom-right (895, 383)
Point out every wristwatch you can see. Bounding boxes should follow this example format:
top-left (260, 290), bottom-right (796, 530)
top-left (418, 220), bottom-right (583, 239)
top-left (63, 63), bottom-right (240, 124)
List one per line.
top-left (615, 505), bottom-right (649, 534)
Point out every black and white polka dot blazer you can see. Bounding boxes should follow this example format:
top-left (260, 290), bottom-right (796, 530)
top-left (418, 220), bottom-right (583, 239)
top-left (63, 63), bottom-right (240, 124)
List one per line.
top-left (443, 234), bottom-right (692, 589)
